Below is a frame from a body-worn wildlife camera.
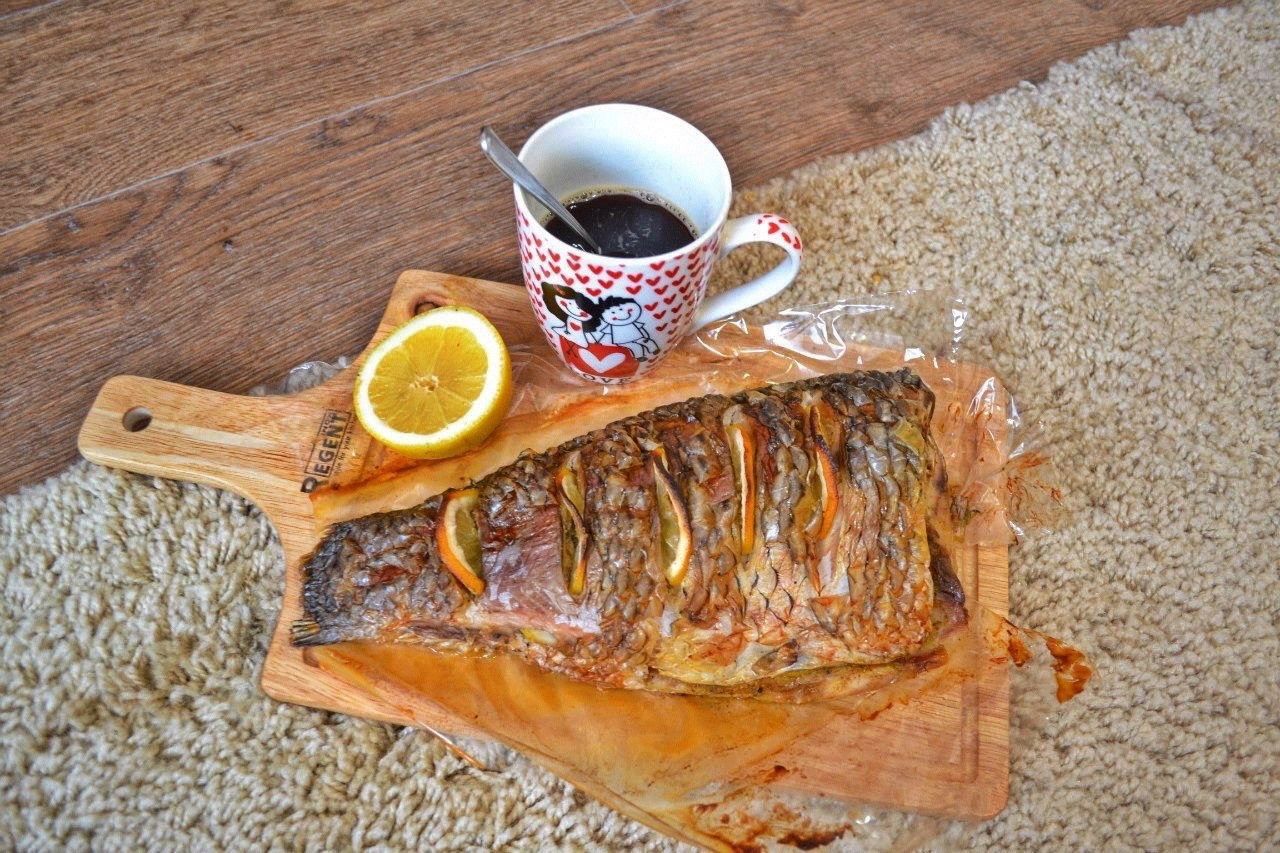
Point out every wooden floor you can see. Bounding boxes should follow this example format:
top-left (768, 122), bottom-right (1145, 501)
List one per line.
top-left (0, 0), bottom-right (1223, 493)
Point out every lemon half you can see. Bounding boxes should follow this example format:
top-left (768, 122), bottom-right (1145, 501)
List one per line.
top-left (354, 306), bottom-right (512, 458)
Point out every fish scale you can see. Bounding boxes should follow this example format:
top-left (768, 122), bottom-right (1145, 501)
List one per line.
top-left (292, 370), bottom-right (969, 700)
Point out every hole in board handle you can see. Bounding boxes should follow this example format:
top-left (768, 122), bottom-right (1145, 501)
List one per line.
top-left (122, 407), bottom-right (152, 432)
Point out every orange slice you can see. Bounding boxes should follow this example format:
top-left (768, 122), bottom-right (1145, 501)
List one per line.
top-left (726, 422), bottom-right (757, 556)
top-left (555, 454), bottom-right (589, 597)
top-left (650, 455), bottom-right (692, 585)
top-left (436, 488), bottom-right (485, 595)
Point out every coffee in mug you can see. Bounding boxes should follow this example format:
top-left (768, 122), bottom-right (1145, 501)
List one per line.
top-left (544, 188), bottom-right (697, 259)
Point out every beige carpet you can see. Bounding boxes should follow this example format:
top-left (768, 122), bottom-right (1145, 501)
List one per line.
top-left (3, 2), bottom-right (1277, 849)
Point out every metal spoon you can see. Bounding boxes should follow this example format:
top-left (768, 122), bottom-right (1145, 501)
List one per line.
top-left (479, 126), bottom-right (603, 255)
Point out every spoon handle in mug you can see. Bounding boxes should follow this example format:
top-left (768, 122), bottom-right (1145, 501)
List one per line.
top-left (693, 214), bottom-right (803, 329)
top-left (479, 127), bottom-right (603, 255)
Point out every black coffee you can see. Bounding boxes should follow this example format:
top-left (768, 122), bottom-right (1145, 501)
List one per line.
top-left (544, 190), bottom-right (696, 258)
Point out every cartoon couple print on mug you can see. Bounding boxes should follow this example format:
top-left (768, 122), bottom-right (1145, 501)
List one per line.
top-left (541, 283), bottom-right (657, 380)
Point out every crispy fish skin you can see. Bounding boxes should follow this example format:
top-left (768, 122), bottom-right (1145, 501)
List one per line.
top-left (293, 370), bottom-right (966, 699)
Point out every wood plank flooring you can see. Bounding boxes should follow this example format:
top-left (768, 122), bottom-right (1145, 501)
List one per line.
top-left (0, 0), bottom-right (629, 227)
top-left (0, 0), bottom-right (1225, 492)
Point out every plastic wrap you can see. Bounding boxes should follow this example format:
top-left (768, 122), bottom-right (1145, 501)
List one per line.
top-left (255, 289), bottom-right (1089, 851)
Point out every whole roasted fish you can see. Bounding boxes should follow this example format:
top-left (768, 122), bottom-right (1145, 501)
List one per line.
top-left (293, 370), bottom-right (967, 700)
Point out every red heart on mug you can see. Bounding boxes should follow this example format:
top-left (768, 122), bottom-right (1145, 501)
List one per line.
top-left (768, 222), bottom-right (780, 235)
top-left (560, 273), bottom-right (574, 286)
top-left (649, 261), bottom-right (664, 270)
top-left (657, 323), bottom-right (668, 331)
top-left (580, 349), bottom-right (625, 372)
top-left (567, 259), bottom-right (581, 271)
top-left (653, 310), bottom-right (667, 320)
top-left (646, 276), bottom-right (660, 286)
top-left (588, 264), bottom-right (603, 274)
top-left (655, 285), bottom-right (668, 295)
top-left (563, 340), bottom-right (638, 379)
top-left (628, 273), bottom-right (643, 282)
top-left (627, 286), bottom-right (642, 295)
top-left (644, 302), bottom-right (658, 311)
top-left (664, 267), bottom-right (679, 278)
top-left (606, 270), bottom-right (622, 279)
top-left (663, 294), bottom-right (676, 305)
top-left (587, 287), bottom-right (601, 296)
top-left (577, 274), bottom-right (589, 284)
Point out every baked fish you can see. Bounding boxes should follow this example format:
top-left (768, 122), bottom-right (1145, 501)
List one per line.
top-left (293, 370), bottom-right (967, 700)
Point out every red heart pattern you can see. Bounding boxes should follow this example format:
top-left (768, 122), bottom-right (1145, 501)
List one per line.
top-left (517, 210), bottom-right (799, 381)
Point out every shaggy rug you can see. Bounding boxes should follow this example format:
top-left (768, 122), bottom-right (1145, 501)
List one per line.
top-left (2, 1), bottom-right (1276, 849)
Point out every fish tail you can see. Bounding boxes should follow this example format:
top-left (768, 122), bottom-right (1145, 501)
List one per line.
top-left (292, 501), bottom-right (460, 649)
top-left (290, 615), bottom-right (373, 647)
top-left (290, 619), bottom-right (325, 646)
top-left (293, 521), bottom-right (374, 647)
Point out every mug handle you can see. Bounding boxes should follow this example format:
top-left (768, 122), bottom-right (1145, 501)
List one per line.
top-left (693, 213), bottom-right (803, 329)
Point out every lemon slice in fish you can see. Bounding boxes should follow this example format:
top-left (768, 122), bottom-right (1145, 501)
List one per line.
top-left (726, 423), bottom-right (757, 556)
top-left (805, 435), bottom-right (839, 540)
top-left (436, 488), bottom-right (485, 595)
top-left (555, 455), bottom-right (589, 597)
top-left (651, 456), bottom-right (692, 585)
top-left (354, 306), bottom-right (512, 458)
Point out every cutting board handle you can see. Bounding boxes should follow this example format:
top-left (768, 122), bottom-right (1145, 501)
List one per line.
top-left (77, 374), bottom-right (306, 513)
top-left (75, 272), bottom-right (540, 525)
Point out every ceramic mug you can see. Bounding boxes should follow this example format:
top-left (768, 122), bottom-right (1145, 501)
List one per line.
top-left (513, 103), bottom-right (802, 384)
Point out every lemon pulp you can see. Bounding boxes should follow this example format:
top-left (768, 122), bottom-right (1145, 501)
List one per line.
top-left (354, 306), bottom-right (512, 458)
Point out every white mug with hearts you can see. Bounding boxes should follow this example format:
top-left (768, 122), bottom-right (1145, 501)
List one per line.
top-left (513, 103), bottom-right (802, 384)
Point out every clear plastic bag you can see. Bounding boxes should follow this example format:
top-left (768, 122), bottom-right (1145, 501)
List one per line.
top-left (256, 288), bottom-right (1089, 851)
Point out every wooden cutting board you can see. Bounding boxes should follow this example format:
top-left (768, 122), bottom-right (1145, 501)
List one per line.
top-left (78, 270), bottom-right (1011, 849)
